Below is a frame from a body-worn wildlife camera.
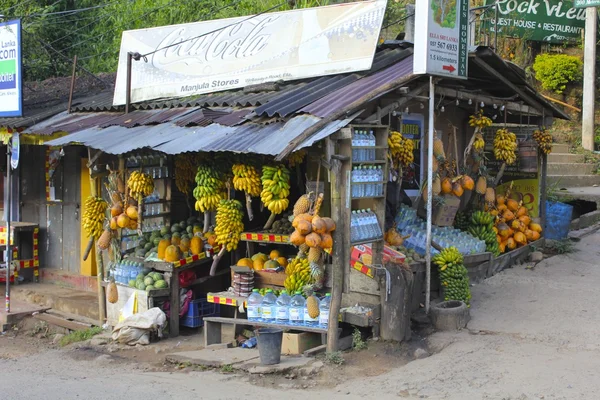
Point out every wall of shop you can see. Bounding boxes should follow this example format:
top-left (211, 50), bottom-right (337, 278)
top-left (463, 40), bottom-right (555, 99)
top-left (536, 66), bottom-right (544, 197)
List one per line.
top-left (20, 145), bottom-right (83, 277)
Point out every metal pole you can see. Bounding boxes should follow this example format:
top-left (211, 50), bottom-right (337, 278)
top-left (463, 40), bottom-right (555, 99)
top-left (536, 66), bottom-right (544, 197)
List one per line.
top-left (494, 3), bottom-right (498, 51)
top-left (581, 7), bottom-right (596, 151)
top-left (425, 76), bottom-right (435, 314)
top-left (125, 52), bottom-right (133, 114)
top-left (5, 145), bottom-right (11, 313)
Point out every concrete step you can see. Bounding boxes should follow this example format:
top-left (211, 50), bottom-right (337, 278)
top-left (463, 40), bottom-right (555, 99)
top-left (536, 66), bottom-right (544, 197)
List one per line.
top-left (548, 175), bottom-right (600, 187)
top-left (552, 143), bottom-right (570, 153)
top-left (548, 153), bottom-right (585, 164)
top-left (547, 163), bottom-right (597, 176)
top-left (11, 283), bottom-right (99, 322)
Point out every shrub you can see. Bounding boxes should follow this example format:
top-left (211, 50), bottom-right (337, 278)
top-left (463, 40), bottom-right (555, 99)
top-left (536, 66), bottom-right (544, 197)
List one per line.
top-left (532, 54), bottom-right (583, 94)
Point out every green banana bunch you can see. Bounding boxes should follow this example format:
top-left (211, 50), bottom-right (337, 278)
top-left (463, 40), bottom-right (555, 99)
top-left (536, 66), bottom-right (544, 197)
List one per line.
top-left (260, 164), bottom-right (291, 215)
top-left (435, 246), bottom-right (471, 306)
top-left (193, 165), bottom-right (226, 213)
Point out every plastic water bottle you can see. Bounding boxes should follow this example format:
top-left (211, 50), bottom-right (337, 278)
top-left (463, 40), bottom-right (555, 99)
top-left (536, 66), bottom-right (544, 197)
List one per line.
top-left (319, 293), bottom-right (331, 328)
top-left (261, 289), bottom-right (277, 322)
top-left (350, 211), bottom-right (358, 242)
top-left (369, 209), bottom-right (383, 237)
top-left (289, 291), bottom-right (305, 326)
top-left (377, 166), bottom-right (384, 196)
top-left (358, 130), bottom-right (366, 161)
top-left (247, 289), bottom-right (263, 322)
top-left (352, 131), bottom-right (358, 160)
top-left (275, 290), bottom-right (291, 323)
top-left (368, 129), bottom-right (376, 160)
top-left (358, 166), bottom-right (365, 197)
top-left (303, 294), bottom-right (320, 327)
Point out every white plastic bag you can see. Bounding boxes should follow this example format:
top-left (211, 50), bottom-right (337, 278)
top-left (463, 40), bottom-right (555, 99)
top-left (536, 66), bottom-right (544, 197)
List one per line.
top-left (112, 307), bottom-right (167, 345)
top-left (118, 291), bottom-right (138, 323)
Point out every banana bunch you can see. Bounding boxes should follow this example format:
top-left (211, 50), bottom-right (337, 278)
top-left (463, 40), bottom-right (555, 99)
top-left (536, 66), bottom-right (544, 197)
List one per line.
top-left (260, 165), bottom-right (291, 215)
top-left (287, 149), bottom-right (307, 167)
top-left (232, 164), bottom-right (262, 197)
top-left (468, 110), bottom-right (493, 128)
top-left (473, 133), bottom-right (485, 152)
top-left (193, 165), bottom-right (225, 212)
top-left (433, 247), bottom-right (471, 306)
top-left (493, 128), bottom-right (518, 165)
top-left (533, 128), bottom-right (553, 155)
top-left (468, 211), bottom-right (500, 256)
top-left (284, 271), bottom-right (310, 294)
top-left (388, 131), bottom-right (414, 167)
top-left (214, 199), bottom-right (244, 251)
top-left (127, 171), bottom-right (154, 198)
top-left (175, 154), bottom-right (200, 195)
top-left (83, 196), bottom-right (108, 239)
top-left (286, 256), bottom-right (310, 276)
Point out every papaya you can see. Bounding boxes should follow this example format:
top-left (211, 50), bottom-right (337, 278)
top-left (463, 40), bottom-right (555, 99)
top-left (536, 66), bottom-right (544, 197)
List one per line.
top-left (190, 236), bottom-right (204, 255)
top-left (165, 245), bottom-right (181, 262)
top-left (157, 239), bottom-right (170, 260)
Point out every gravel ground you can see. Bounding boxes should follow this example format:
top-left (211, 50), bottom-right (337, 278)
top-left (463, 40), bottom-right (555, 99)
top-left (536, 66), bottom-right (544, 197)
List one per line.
top-left (2, 233), bottom-right (600, 399)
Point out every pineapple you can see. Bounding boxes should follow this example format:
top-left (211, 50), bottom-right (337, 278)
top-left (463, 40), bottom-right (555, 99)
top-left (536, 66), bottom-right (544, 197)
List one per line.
top-left (475, 176), bottom-right (487, 195)
top-left (432, 175), bottom-right (441, 196)
top-left (107, 277), bottom-right (118, 304)
top-left (293, 193), bottom-right (312, 217)
top-left (308, 246), bottom-right (322, 263)
top-left (433, 138), bottom-right (446, 159)
top-left (485, 187), bottom-right (496, 204)
top-left (98, 229), bottom-right (112, 250)
top-left (306, 294), bottom-right (320, 319)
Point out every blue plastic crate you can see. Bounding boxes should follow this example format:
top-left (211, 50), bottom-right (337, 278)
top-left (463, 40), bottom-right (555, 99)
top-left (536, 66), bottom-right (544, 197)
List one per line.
top-left (180, 298), bottom-right (220, 328)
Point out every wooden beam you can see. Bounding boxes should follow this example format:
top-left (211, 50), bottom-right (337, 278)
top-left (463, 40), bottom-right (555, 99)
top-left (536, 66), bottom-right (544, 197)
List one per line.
top-left (541, 94), bottom-right (581, 112)
top-left (435, 87), bottom-right (541, 116)
top-left (275, 70), bottom-right (418, 161)
top-left (471, 57), bottom-right (549, 115)
top-left (363, 83), bottom-right (429, 122)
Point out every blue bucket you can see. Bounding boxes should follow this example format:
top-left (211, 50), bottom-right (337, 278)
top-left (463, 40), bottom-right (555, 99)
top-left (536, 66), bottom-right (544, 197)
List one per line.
top-left (545, 201), bottom-right (573, 240)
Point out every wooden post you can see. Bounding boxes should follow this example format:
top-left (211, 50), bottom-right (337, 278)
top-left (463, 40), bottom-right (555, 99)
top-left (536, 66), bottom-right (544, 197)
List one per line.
top-left (380, 265), bottom-right (413, 342)
top-left (327, 138), bottom-right (343, 353)
top-left (88, 148), bottom-right (106, 326)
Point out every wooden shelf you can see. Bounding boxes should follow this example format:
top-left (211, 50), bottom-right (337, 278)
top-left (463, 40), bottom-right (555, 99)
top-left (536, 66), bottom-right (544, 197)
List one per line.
top-left (350, 181), bottom-right (386, 185)
top-left (350, 238), bottom-right (384, 246)
top-left (351, 195), bottom-right (385, 199)
top-left (141, 212), bottom-right (171, 219)
top-left (203, 316), bottom-right (327, 333)
top-left (143, 199), bottom-right (169, 205)
top-left (351, 145), bottom-right (388, 149)
top-left (352, 160), bottom-right (387, 165)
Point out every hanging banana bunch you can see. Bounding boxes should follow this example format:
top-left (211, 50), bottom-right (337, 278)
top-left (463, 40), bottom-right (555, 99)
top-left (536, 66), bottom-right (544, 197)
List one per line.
top-left (388, 131), bottom-right (414, 168)
top-left (493, 128), bottom-right (518, 165)
top-left (210, 199), bottom-right (245, 276)
top-left (469, 110), bottom-right (493, 129)
top-left (127, 171), bottom-right (154, 199)
top-left (174, 153), bottom-right (200, 195)
top-left (533, 127), bottom-right (553, 154)
top-left (287, 149), bottom-right (307, 168)
top-left (83, 196), bottom-right (108, 239)
top-left (261, 164), bottom-right (291, 229)
top-left (232, 163), bottom-right (262, 221)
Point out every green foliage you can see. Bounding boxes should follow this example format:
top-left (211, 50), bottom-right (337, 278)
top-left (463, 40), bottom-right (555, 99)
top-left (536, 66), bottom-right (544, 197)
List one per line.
top-left (431, 0), bottom-right (456, 28)
top-left (352, 328), bottom-right (367, 351)
top-left (324, 351), bottom-right (345, 365)
top-left (532, 54), bottom-right (583, 94)
top-left (59, 326), bottom-right (103, 347)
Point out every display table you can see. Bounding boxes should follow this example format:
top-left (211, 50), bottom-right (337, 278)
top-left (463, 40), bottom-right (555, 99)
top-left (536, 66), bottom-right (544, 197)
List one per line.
top-left (0, 222), bottom-right (40, 283)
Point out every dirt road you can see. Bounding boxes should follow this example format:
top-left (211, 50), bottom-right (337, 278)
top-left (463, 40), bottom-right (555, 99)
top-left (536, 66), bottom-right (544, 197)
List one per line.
top-left (2, 233), bottom-right (600, 399)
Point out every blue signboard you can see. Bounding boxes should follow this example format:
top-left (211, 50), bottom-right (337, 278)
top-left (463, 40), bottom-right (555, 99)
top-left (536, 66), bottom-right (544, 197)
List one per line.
top-left (0, 20), bottom-right (22, 117)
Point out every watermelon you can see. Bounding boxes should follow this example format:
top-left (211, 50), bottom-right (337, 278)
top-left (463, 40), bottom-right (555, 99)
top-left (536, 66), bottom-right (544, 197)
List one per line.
top-left (160, 226), bottom-right (170, 236)
top-left (144, 242), bottom-right (153, 251)
top-left (138, 239), bottom-right (147, 247)
top-left (186, 226), bottom-right (193, 234)
top-left (144, 276), bottom-right (155, 286)
top-left (151, 272), bottom-right (163, 282)
top-left (153, 238), bottom-right (161, 246)
top-left (162, 233), bottom-right (171, 240)
top-left (171, 224), bottom-right (182, 233)
top-left (145, 285), bottom-right (155, 292)
top-left (154, 280), bottom-right (168, 289)
top-left (128, 279), bottom-right (137, 288)
top-left (136, 281), bottom-right (146, 291)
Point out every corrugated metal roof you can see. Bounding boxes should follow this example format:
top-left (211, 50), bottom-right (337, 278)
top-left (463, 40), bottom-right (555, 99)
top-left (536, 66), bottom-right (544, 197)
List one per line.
top-left (0, 103), bottom-right (70, 129)
top-left (45, 114), bottom-right (355, 156)
top-left (301, 55), bottom-right (415, 118)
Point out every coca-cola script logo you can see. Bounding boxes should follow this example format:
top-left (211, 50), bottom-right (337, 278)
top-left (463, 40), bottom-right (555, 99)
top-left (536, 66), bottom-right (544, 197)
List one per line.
top-left (151, 16), bottom-right (280, 73)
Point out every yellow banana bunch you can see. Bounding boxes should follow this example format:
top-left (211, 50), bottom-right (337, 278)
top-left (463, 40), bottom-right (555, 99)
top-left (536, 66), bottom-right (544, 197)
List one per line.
top-left (83, 196), bottom-right (108, 239)
top-left (284, 271), bottom-right (311, 293)
top-left (193, 165), bottom-right (225, 212)
top-left (260, 165), bottom-right (290, 215)
top-left (432, 246), bottom-right (464, 269)
top-left (533, 128), bottom-right (553, 155)
top-left (287, 149), bottom-right (307, 167)
top-left (232, 164), bottom-right (262, 197)
top-left (214, 199), bottom-right (244, 251)
top-left (493, 128), bottom-right (518, 165)
top-left (473, 133), bottom-right (485, 152)
top-left (469, 110), bottom-right (493, 128)
top-left (388, 131), bottom-right (414, 166)
top-left (175, 154), bottom-right (200, 195)
top-left (127, 171), bottom-right (154, 198)
top-left (285, 256), bottom-right (310, 276)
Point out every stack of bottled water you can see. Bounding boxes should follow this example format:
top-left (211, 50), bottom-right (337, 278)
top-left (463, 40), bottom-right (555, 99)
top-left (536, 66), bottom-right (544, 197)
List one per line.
top-left (395, 209), bottom-right (487, 256)
top-left (113, 259), bottom-right (145, 285)
top-left (351, 165), bottom-right (384, 198)
top-left (350, 209), bottom-right (383, 243)
top-left (246, 290), bottom-right (332, 328)
top-left (351, 129), bottom-right (377, 162)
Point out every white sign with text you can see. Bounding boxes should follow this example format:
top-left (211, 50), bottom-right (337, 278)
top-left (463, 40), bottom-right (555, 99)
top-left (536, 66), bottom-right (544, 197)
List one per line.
top-left (113, 1), bottom-right (386, 105)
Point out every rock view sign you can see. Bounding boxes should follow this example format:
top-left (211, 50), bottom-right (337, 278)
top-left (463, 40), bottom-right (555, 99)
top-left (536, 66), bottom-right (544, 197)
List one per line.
top-left (485, 0), bottom-right (586, 43)
top-left (0, 20), bottom-right (22, 117)
top-left (413, 0), bottom-right (469, 79)
top-left (113, 0), bottom-right (386, 105)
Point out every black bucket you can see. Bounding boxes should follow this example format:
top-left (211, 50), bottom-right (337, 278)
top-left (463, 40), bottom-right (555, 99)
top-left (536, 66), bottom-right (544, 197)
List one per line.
top-left (255, 328), bottom-right (283, 365)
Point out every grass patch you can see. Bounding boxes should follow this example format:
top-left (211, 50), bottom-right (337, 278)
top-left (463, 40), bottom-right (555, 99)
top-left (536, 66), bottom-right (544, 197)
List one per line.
top-left (324, 351), bottom-right (345, 365)
top-left (352, 328), bottom-right (367, 351)
top-left (546, 239), bottom-right (577, 255)
top-left (220, 364), bottom-right (234, 373)
top-left (59, 327), bottom-right (103, 347)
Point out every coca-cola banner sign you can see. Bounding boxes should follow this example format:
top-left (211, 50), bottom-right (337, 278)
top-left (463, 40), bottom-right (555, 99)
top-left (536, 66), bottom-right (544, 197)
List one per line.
top-left (113, 0), bottom-right (386, 105)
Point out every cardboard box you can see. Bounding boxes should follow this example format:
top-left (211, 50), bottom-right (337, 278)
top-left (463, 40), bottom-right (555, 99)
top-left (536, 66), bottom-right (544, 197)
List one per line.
top-left (350, 244), bottom-right (406, 265)
top-left (281, 332), bottom-right (323, 355)
top-left (417, 194), bottom-right (461, 227)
